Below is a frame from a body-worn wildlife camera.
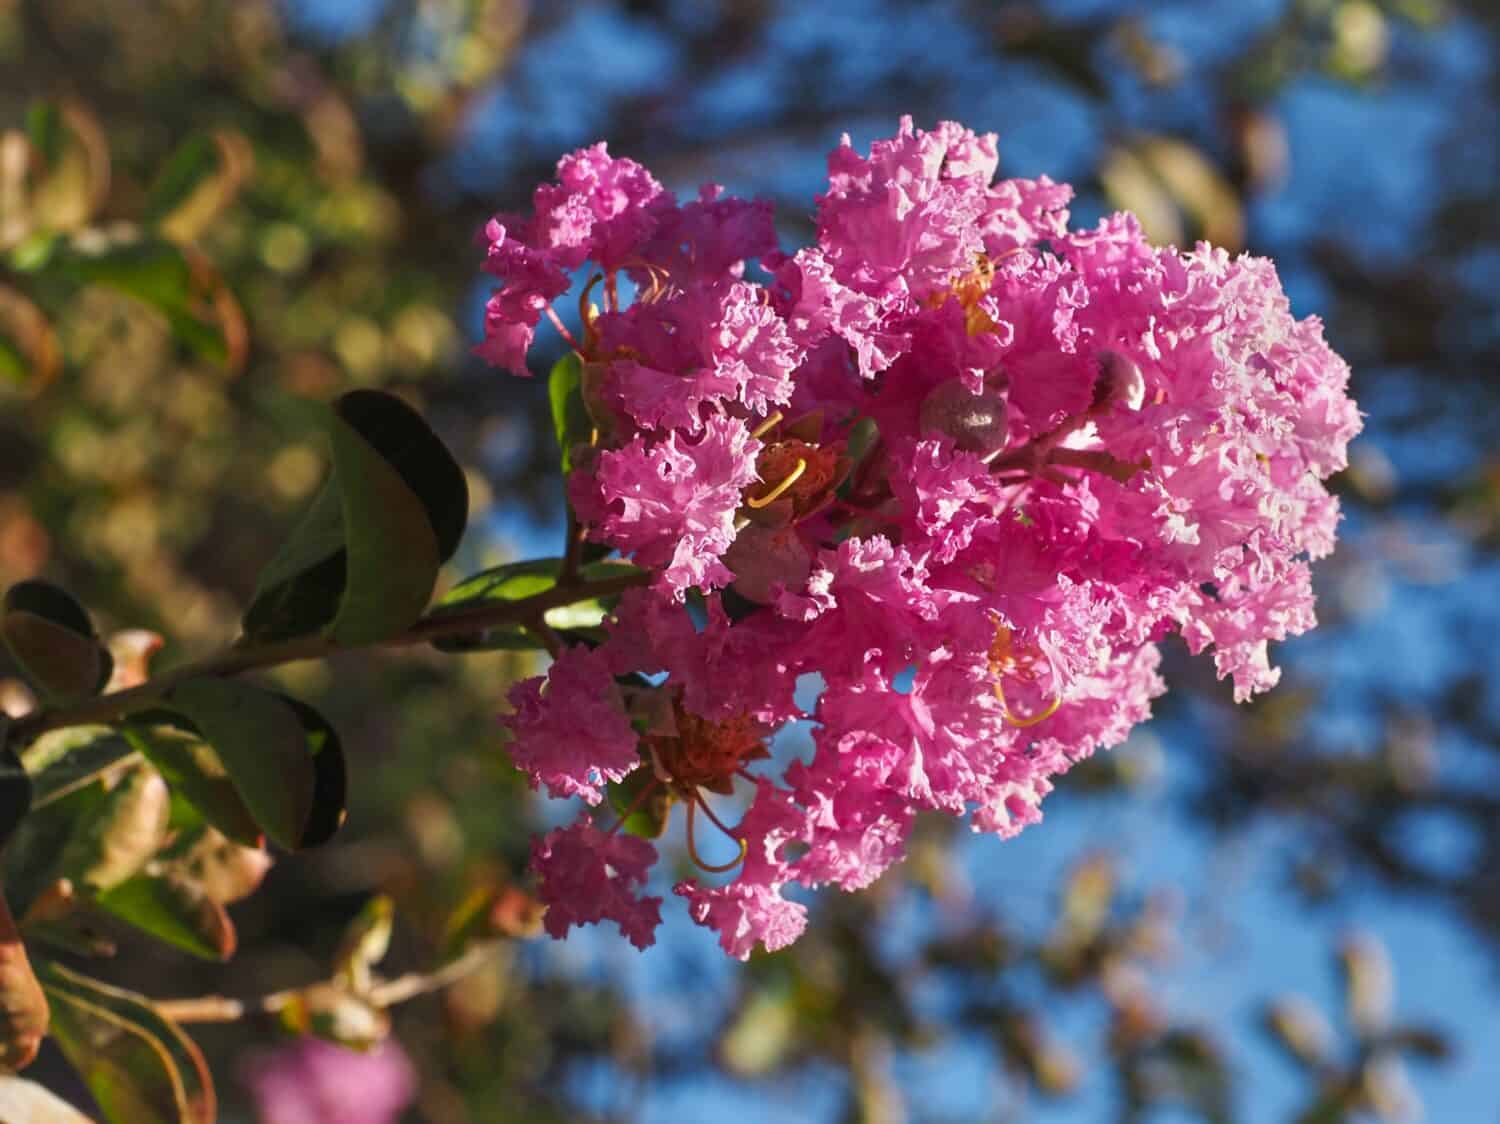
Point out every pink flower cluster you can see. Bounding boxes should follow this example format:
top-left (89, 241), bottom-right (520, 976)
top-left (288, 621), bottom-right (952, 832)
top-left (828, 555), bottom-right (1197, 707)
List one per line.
top-left (479, 119), bottom-right (1360, 958)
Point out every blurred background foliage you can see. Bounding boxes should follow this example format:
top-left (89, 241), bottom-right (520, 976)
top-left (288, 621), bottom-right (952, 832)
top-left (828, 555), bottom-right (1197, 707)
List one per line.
top-left (2, 0), bottom-right (1499, 1120)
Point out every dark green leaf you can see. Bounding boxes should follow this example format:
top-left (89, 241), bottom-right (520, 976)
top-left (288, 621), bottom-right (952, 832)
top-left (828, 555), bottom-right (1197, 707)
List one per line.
top-left (0, 720), bottom-right (32, 853)
top-left (121, 725), bottom-right (260, 847)
top-left (1, 581), bottom-right (112, 702)
top-left (335, 390), bottom-right (468, 562)
top-left (23, 726), bottom-right (137, 810)
top-left (324, 405), bottom-right (442, 646)
top-left (164, 680), bottom-right (313, 851)
top-left (95, 875), bottom-right (236, 962)
top-left (242, 390), bottom-right (466, 645)
top-left (39, 962), bottom-right (214, 1124)
top-left (548, 353), bottom-right (592, 473)
top-left (279, 696), bottom-right (347, 848)
top-left (240, 527), bottom-right (346, 642)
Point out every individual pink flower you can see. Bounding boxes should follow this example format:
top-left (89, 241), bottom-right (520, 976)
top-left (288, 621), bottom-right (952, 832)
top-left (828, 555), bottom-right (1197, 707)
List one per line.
top-left (531, 818), bottom-right (664, 950)
top-left (571, 414), bottom-right (762, 597)
top-left (475, 144), bottom-right (667, 374)
top-left (241, 1038), bottom-right (416, 1124)
top-left (502, 645), bottom-right (639, 804)
top-left (596, 281), bottom-right (801, 433)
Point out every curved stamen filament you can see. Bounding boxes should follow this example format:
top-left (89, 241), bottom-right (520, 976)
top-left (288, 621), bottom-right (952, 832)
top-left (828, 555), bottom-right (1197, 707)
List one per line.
top-left (686, 798), bottom-right (747, 873)
top-left (746, 458), bottom-right (807, 509)
top-left (751, 411), bottom-right (785, 440)
top-left (993, 680), bottom-right (1062, 728)
top-left (577, 273), bottom-right (605, 348)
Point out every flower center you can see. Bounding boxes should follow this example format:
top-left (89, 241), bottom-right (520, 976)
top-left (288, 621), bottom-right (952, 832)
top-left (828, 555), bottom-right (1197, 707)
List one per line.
top-left (650, 709), bottom-right (769, 795)
top-left (748, 439), bottom-right (844, 517)
top-left (988, 622), bottom-right (1062, 728)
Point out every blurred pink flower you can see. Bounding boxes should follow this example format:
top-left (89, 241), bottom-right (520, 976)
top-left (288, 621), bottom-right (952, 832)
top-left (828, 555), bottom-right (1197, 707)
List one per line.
top-left (242, 1037), bottom-right (416, 1124)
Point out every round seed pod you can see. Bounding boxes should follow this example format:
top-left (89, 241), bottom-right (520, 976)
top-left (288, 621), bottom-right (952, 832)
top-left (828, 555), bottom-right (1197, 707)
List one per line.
top-left (919, 378), bottom-right (1010, 456)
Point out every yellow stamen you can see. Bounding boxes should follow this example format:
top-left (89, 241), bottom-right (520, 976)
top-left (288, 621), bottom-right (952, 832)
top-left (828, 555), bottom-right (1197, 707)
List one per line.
top-left (993, 680), bottom-right (1063, 727)
top-left (577, 273), bottom-right (604, 345)
top-left (746, 457), bottom-right (807, 509)
top-left (751, 411), bottom-right (785, 440)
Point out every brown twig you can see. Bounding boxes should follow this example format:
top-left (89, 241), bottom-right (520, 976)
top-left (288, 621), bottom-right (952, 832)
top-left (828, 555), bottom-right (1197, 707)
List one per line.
top-left (9, 571), bottom-right (651, 747)
top-left (154, 941), bottom-right (502, 1025)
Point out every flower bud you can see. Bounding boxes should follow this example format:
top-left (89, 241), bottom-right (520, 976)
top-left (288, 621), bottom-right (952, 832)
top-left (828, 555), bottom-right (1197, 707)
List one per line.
top-left (725, 525), bottom-right (812, 604)
top-left (919, 378), bottom-right (1009, 456)
top-left (1092, 349), bottom-right (1146, 411)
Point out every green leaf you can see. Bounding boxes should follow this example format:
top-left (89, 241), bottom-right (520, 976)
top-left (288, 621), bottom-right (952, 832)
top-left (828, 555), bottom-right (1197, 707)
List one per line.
top-left (240, 484), bottom-right (346, 642)
top-left (1, 581), bottom-right (112, 702)
top-left (164, 680), bottom-right (313, 851)
top-left (143, 136), bottom-right (218, 227)
top-left (24, 102), bottom-right (64, 167)
top-left (0, 1075), bottom-right (97, 1123)
top-left (54, 241), bottom-right (227, 366)
top-left (242, 390), bottom-right (467, 644)
top-left (121, 725), bottom-right (260, 847)
top-left (279, 695), bottom-right (347, 848)
top-left (95, 875), bottom-right (235, 962)
top-left (0, 339), bottom-right (26, 387)
top-left (55, 766), bottom-right (171, 894)
top-left (335, 390), bottom-right (469, 561)
top-left (23, 727), bottom-right (137, 810)
top-left (607, 767), bottom-right (672, 840)
top-left (549, 353), bottom-right (592, 473)
top-left (437, 557), bottom-right (563, 610)
top-left (323, 401), bottom-right (442, 645)
top-left (430, 558), bottom-right (636, 651)
top-left (39, 962), bottom-right (214, 1124)
top-left (58, 242), bottom-right (192, 313)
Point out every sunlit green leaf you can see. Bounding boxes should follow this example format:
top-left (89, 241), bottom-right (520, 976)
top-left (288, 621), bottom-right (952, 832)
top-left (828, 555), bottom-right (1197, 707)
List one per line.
top-left (55, 766), bottom-right (170, 894)
top-left (95, 875), bottom-right (235, 962)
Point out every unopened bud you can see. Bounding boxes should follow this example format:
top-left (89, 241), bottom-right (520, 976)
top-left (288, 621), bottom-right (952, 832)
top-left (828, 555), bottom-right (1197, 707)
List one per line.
top-left (919, 378), bottom-right (1009, 455)
top-left (1092, 350), bottom-right (1146, 411)
top-left (725, 526), bottom-right (812, 604)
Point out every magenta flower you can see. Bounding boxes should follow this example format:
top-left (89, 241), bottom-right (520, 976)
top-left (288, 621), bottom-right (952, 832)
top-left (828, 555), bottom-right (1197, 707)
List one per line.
top-left (532, 818), bottom-right (663, 950)
top-left (502, 645), bottom-right (639, 804)
top-left (479, 116), bottom-right (1359, 959)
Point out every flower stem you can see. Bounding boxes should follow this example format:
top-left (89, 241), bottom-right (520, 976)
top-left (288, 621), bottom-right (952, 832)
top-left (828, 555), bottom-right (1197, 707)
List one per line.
top-left (8, 570), bottom-right (652, 748)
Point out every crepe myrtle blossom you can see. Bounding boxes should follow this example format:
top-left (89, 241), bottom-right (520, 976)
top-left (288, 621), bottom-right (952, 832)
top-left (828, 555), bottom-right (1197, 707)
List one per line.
top-left (481, 118), bottom-right (1360, 958)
